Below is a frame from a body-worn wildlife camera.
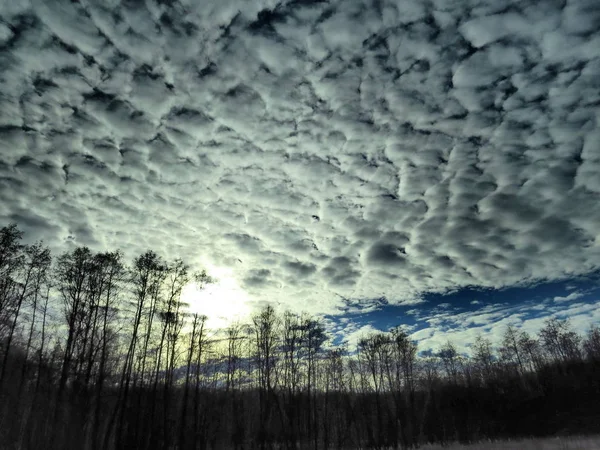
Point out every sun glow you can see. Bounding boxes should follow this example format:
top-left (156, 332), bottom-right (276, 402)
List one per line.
top-left (181, 266), bottom-right (252, 329)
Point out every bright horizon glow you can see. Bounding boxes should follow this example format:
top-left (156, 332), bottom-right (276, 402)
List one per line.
top-left (181, 266), bottom-right (253, 330)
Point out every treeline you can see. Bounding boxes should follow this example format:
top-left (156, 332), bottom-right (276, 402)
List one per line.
top-left (1, 223), bottom-right (600, 450)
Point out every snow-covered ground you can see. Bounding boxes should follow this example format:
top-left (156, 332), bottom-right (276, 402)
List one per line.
top-left (421, 435), bottom-right (600, 449)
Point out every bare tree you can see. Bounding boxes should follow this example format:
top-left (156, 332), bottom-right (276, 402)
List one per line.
top-left (252, 305), bottom-right (280, 449)
top-left (91, 251), bottom-right (124, 450)
top-left (281, 311), bottom-right (303, 449)
top-left (539, 318), bottom-right (582, 363)
top-left (583, 325), bottom-right (600, 361)
top-left (298, 316), bottom-right (327, 450)
top-left (108, 250), bottom-right (164, 450)
top-left (391, 326), bottom-right (418, 448)
top-left (518, 331), bottom-right (544, 373)
top-left (0, 224), bottom-right (24, 342)
top-left (358, 332), bottom-right (392, 448)
top-left (52, 246), bottom-right (96, 447)
top-left (192, 314), bottom-right (210, 450)
top-left (438, 341), bottom-right (460, 384)
top-left (1, 242), bottom-right (50, 389)
top-left (500, 325), bottom-right (525, 375)
top-left (472, 335), bottom-right (496, 385)
top-left (179, 313), bottom-right (202, 450)
top-left (19, 244), bottom-right (52, 387)
top-left (177, 269), bottom-right (214, 450)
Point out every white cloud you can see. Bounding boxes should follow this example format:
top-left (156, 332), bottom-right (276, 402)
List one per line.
top-left (1, 0), bottom-right (599, 326)
top-left (553, 291), bottom-right (585, 303)
top-left (338, 323), bottom-right (382, 350)
top-left (410, 295), bottom-right (600, 353)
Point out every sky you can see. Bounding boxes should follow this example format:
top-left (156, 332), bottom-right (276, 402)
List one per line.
top-left (1, 0), bottom-right (599, 351)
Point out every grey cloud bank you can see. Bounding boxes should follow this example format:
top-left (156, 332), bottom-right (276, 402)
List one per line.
top-left (1, 0), bottom-right (599, 314)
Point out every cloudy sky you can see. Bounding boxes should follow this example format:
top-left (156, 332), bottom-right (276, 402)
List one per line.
top-left (1, 0), bottom-right (599, 350)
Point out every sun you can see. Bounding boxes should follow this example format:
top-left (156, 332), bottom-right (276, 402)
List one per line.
top-left (180, 266), bottom-right (252, 329)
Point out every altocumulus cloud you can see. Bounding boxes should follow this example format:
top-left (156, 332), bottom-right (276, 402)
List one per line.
top-left (1, 0), bottom-right (600, 317)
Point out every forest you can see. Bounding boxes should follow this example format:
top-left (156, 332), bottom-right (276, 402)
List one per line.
top-left (1, 223), bottom-right (599, 450)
